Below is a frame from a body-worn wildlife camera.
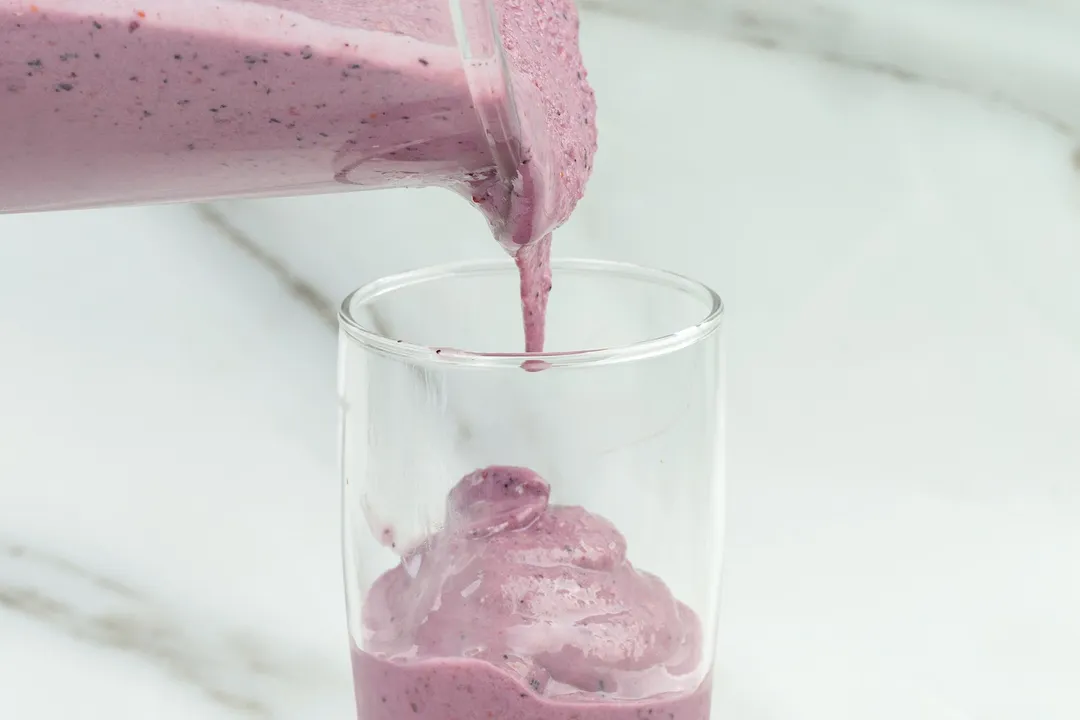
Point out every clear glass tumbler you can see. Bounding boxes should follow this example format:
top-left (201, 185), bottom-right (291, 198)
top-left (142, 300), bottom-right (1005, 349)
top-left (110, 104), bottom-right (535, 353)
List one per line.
top-left (339, 259), bottom-right (725, 720)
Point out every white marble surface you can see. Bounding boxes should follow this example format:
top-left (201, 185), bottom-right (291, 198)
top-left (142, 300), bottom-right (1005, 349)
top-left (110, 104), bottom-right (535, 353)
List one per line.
top-left (0, 207), bottom-right (351, 718)
top-left (3, 5), bottom-right (1080, 720)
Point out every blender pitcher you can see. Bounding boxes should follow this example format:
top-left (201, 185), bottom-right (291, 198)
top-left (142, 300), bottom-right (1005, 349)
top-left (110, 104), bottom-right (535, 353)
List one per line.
top-left (0, 0), bottom-right (520, 213)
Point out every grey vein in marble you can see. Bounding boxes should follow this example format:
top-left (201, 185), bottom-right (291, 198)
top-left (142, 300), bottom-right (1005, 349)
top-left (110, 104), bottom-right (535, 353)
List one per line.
top-left (0, 542), bottom-right (338, 718)
top-left (195, 200), bottom-right (479, 462)
top-left (195, 205), bottom-right (338, 331)
top-left (195, 204), bottom-right (400, 343)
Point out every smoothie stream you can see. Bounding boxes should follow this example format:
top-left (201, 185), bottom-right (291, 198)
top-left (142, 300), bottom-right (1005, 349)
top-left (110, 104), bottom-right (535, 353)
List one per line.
top-left (0, 0), bottom-right (597, 349)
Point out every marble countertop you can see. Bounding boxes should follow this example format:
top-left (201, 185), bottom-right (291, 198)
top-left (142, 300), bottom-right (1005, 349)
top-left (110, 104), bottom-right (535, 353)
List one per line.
top-left (2, 5), bottom-right (1079, 719)
top-left (0, 206), bottom-right (351, 718)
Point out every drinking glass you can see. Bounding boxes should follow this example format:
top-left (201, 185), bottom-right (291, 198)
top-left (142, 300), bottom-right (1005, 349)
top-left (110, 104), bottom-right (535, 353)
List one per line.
top-left (339, 258), bottom-right (725, 719)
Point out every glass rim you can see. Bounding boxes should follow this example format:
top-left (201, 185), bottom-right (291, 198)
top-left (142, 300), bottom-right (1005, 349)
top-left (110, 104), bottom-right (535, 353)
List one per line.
top-left (338, 258), bottom-right (724, 368)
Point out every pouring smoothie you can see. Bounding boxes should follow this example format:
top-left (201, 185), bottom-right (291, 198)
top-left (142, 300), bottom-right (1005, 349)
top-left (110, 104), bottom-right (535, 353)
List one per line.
top-left (0, 0), bottom-right (595, 349)
top-left (3, 2), bottom-right (714, 717)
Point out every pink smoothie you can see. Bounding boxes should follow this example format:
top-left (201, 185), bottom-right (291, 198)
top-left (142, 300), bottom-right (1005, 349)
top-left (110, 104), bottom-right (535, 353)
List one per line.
top-left (353, 467), bottom-right (711, 719)
top-left (0, 0), bottom-right (597, 351)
